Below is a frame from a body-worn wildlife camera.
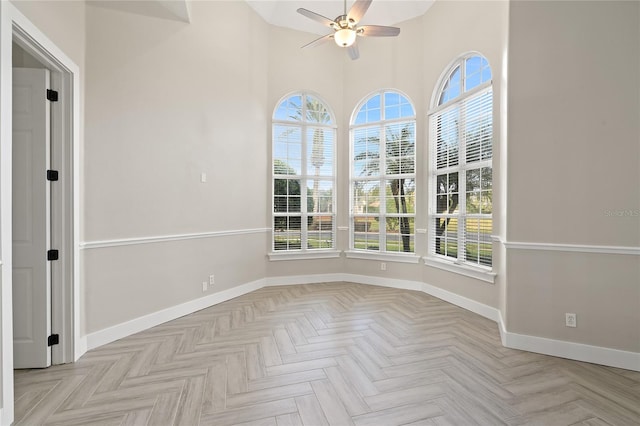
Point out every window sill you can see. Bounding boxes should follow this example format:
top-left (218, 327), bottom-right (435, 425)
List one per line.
top-left (345, 250), bottom-right (421, 264)
top-left (268, 250), bottom-right (341, 261)
top-left (423, 257), bottom-right (496, 284)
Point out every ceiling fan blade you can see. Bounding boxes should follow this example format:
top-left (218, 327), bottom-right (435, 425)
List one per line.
top-left (301, 33), bottom-right (334, 49)
top-left (357, 25), bottom-right (401, 37)
top-left (347, 0), bottom-right (372, 24)
top-left (297, 8), bottom-right (336, 28)
top-left (347, 43), bottom-right (360, 60)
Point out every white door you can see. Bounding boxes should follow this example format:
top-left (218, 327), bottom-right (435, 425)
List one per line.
top-left (12, 67), bottom-right (52, 369)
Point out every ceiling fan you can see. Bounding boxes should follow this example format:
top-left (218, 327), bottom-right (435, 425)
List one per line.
top-left (297, 0), bottom-right (400, 60)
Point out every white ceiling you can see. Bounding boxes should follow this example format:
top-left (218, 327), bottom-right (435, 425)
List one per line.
top-left (87, 1), bottom-right (434, 32)
top-left (88, 0), bottom-right (192, 23)
top-left (245, 1), bottom-right (435, 35)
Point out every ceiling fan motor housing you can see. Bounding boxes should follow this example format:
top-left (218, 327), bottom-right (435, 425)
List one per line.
top-left (335, 15), bottom-right (355, 30)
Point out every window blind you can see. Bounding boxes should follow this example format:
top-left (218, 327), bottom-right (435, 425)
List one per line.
top-left (350, 91), bottom-right (416, 254)
top-left (429, 70), bottom-right (493, 268)
top-left (272, 94), bottom-right (336, 252)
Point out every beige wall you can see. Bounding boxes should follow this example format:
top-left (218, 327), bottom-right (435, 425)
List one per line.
top-left (506, 1), bottom-right (640, 352)
top-left (85, 1), bottom-right (268, 240)
top-left (83, 233), bottom-right (268, 334)
top-left (508, 1), bottom-right (639, 246)
top-left (83, 1), bottom-right (270, 332)
top-left (10, 0), bottom-right (85, 65)
top-left (3, 0), bottom-right (637, 368)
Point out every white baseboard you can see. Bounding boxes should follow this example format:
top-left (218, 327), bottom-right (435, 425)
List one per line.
top-left (75, 336), bottom-right (87, 362)
top-left (498, 313), bottom-right (640, 372)
top-left (342, 273), bottom-right (424, 292)
top-left (1, 408), bottom-right (9, 426)
top-left (420, 281), bottom-right (501, 322)
top-left (85, 278), bottom-right (266, 351)
top-left (265, 273), bottom-right (345, 287)
top-left (81, 274), bottom-right (639, 372)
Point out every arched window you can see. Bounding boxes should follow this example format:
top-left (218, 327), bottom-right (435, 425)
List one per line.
top-left (429, 54), bottom-right (493, 267)
top-left (272, 93), bottom-right (336, 252)
top-left (350, 90), bottom-right (416, 253)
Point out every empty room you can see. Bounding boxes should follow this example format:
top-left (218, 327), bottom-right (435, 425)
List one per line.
top-left (1, 0), bottom-right (639, 425)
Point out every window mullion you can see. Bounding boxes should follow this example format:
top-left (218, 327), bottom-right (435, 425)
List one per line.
top-left (379, 125), bottom-right (387, 251)
top-left (429, 55), bottom-right (493, 267)
top-left (458, 99), bottom-right (467, 264)
top-left (458, 61), bottom-right (468, 271)
top-left (300, 109), bottom-right (308, 251)
top-left (458, 170), bottom-right (466, 264)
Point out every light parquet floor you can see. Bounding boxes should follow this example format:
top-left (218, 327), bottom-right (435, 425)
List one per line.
top-left (14, 282), bottom-right (640, 426)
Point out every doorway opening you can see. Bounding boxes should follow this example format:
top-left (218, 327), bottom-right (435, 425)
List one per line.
top-left (11, 23), bottom-right (80, 368)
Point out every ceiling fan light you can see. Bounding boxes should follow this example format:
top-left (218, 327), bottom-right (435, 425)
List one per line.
top-left (334, 28), bottom-right (356, 47)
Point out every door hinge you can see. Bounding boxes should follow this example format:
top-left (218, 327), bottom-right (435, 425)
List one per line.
top-left (46, 89), bottom-right (58, 102)
top-left (47, 170), bottom-right (59, 181)
top-left (47, 249), bottom-right (59, 261)
top-left (48, 334), bottom-right (59, 346)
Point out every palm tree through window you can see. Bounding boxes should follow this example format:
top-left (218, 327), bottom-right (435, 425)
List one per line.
top-left (350, 91), bottom-right (416, 253)
top-left (272, 93), bottom-right (336, 252)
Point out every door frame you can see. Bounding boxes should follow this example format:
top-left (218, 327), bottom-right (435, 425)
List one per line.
top-left (0, 3), bottom-right (81, 424)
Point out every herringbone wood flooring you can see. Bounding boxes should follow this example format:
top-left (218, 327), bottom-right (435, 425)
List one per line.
top-left (14, 282), bottom-right (640, 425)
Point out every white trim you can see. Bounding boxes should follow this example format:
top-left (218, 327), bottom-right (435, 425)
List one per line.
top-left (429, 80), bottom-right (492, 116)
top-left (429, 52), bottom-right (492, 110)
top-left (345, 250), bottom-right (421, 264)
top-left (423, 257), bottom-right (496, 284)
top-left (11, 6), bottom-right (81, 365)
top-left (349, 88), bottom-right (416, 127)
top-left (266, 273), bottom-right (345, 287)
top-left (1, 4), bottom-right (82, 424)
top-left (271, 91), bottom-right (337, 255)
top-left (421, 279), bottom-right (500, 322)
top-left (342, 273), bottom-right (424, 292)
top-left (81, 228), bottom-right (270, 250)
top-left (76, 335), bottom-right (87, 358)
top-left (83, 274), bottom-right (638, 374)
top-left (349, 89), bottom-right (417, 256)
top-left (0, 5), bottom-right (11, 424)
top-left (13, 23), bottom-right (80, 366)
top-left (272, 90), bottom-right (338, 127)
top-left (504, 241), bottom-right (640, 256)
top-left (337, 226), bottom-right (349, 231)
top-left (498, 314), bottom-right (640, 372)
top-left (86, 279), bottom-right (267, 350)
top-left (267, 273), bottom-right (497, 321)
top-left (268, 250), bottom-right (341, 261)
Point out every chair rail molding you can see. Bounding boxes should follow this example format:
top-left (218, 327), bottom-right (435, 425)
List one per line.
top-left (81, 228), bottom-right (270, 249)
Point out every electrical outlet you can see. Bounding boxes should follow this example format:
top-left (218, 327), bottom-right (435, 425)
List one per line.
top-left (202, 281), bottom-right (207, 292)
top-left (565, 313), bottom-right (577, 328)
top-left (380, 262), bottom-right (387, 271)
top-left (209, 275), bottom-right (215, 286)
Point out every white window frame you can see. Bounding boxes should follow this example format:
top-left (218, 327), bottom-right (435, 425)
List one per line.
top-left (427, 54), bottom-right (495, 276)
top-left (270, 92), bottom-right (338, 259)
top-left (348, 90), bottom-right (417, 258)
